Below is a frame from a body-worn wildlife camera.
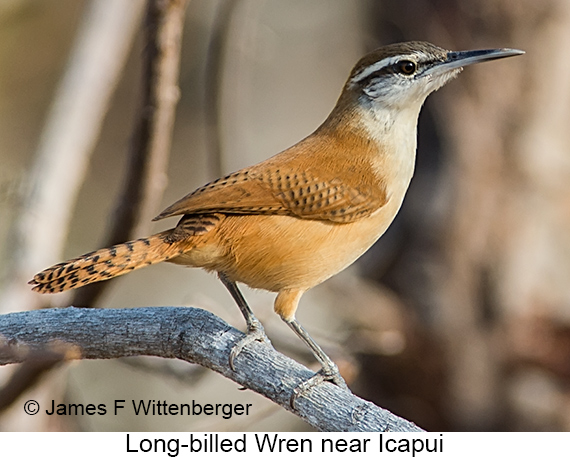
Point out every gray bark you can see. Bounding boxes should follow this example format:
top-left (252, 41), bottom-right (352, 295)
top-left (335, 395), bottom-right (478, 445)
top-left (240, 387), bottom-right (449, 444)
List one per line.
top-left (0, 306), bottom-right (423, 432)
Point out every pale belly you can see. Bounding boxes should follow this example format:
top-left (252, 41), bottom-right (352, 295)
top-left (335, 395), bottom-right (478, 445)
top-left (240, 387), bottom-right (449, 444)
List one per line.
top-left (172, 201), bottom-right (401, 292)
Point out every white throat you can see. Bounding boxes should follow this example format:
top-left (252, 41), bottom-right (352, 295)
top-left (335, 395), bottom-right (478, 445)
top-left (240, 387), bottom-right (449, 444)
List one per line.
top-left (357, 101), bottom-right (423, 195)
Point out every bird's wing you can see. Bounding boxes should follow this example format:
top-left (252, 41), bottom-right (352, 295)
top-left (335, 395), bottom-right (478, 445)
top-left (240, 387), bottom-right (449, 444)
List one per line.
top-left (154, 165), bottom-right (387, 224)
top-left (251, 167), bottom-right (387, 223)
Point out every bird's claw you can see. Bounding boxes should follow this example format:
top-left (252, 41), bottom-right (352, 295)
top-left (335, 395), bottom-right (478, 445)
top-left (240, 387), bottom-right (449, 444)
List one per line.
top-left (229, 318), bottom-right (271, 370)
top-left (290, 365), bottom-right (349, 409)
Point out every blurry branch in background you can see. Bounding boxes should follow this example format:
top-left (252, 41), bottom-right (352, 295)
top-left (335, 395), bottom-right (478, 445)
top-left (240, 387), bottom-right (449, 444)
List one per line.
top-left (74, 0), bottom-right (189, 307)
top-left (0, 0), bottom-right (145, 313)
top-left (204, 0), bottom-right (240, 179)
top-left (0, 306), bottom-right (424, 432)
top-left (0, 0), bottom-right (189, 413)
top-left (133, 0), bottom-right (190, 234)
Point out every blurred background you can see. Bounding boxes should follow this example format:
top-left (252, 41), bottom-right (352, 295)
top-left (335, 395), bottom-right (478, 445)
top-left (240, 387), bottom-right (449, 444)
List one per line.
top-left (1, 0), bottom-right (569, 432)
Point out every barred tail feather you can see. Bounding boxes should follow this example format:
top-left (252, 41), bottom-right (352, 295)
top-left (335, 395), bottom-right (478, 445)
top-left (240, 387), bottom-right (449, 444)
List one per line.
top-left (29, 231), bottom-right (183, 294)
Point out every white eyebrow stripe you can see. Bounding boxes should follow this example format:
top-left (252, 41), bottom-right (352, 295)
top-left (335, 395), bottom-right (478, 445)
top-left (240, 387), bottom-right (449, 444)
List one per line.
top-left (349, 52), bottom-right (426, 87)
top-left (350, 56), bottom-right (401, 85)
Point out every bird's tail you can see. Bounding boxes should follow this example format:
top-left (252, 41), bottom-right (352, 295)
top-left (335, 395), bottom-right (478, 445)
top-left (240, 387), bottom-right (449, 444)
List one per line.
top-left (29, 231), bottom-right (184, 294)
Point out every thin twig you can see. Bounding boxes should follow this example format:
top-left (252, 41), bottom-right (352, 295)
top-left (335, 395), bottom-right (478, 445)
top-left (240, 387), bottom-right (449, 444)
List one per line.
top-left (73, 0), bottom-right (189, 307)
top-left (134, 0), bottom-right (190, 235)
top-left (204, 0), bottom-right (240, 179)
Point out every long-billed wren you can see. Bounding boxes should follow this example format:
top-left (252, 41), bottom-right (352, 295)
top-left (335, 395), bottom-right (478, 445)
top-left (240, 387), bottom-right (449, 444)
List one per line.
top-left (30, 42), bottom-right (523, 403)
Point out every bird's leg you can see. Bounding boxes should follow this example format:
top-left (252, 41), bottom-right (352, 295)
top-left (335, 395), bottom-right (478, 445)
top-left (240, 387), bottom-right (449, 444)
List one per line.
top-left (285, 317), bottom-right (349, 408)
top-left (219, 273), bottom-right (271, 370)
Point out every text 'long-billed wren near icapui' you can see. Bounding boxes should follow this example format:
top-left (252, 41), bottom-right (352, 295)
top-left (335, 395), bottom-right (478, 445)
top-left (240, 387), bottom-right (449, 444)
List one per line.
top-left (30, 41), bottom-right (523, 405)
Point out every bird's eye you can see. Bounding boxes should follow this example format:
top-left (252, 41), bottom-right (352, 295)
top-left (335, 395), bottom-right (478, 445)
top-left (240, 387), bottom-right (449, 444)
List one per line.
top-left (397, 60), bottom-right (417, 75)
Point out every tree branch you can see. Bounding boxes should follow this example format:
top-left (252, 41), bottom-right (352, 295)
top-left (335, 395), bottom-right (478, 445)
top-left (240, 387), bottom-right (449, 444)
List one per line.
top-left (0, 0), bottom-right (189, 413)
top-left (0, 0), bottom-right (144, 313)
top-left (119, 0), bottom-right (190, 239)
top-left (204, 0), bottom-right (240, 179)
top-left (0, 307), bottom-right (423, 432)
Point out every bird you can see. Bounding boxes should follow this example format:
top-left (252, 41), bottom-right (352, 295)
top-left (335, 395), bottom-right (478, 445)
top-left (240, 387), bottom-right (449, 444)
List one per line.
top-left (30, 41), bottom-right (523, 405)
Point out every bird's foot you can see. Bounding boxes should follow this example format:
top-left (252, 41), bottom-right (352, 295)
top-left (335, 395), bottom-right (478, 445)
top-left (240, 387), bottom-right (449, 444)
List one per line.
top-left (290, 364), bottom-right (349, 409)
top-left (229, 316), bottom-right (271, 370)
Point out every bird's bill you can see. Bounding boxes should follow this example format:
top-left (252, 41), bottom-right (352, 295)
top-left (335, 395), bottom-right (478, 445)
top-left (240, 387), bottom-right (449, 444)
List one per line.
top-left (427, 47), bottom-right (525, 75)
